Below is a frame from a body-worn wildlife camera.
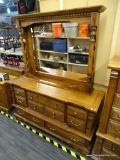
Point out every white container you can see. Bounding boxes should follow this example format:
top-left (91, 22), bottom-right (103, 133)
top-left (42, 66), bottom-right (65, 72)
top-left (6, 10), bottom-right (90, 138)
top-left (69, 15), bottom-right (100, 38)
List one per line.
top-left (62, 23), bottom-right (78, 38)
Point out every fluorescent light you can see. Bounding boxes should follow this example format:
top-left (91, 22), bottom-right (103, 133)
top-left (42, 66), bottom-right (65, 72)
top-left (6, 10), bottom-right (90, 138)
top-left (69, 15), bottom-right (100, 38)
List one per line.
top-left (0, 0), bottom-right (4, 3)
top-left (7, 8), bottom-right (10, 13)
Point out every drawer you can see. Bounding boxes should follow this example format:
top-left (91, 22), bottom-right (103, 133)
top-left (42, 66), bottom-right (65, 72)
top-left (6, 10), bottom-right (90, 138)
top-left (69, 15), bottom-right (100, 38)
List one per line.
top-left (16, 107), bottom-right (25, 117)
top-left (15, 107), bottom-right (44, 127)
top-left (67, 105), bottom-right (87, 121)
top-left (45, 122), bottom-right (68, 139)
top-left (45, 107), bottom-right (64, 122)
top-left (107, 120), bottom-right (120, 137)
top-left (27, 91), bottom-right (38, 102)
top-left (38, 94), bottom-right (49, 106)
top-left (67, 132), bottom-right (85, 146)
top-left (117, 77), bottom-right (120, 93)
top-left (25, 113), bottom-right (44, 127)
top-left (110, 108), bottom-right (120, 122)
top-left (13, 87), bottom-right (26, 97)
top-left (28, 100), bottom-right (44, 113)
top-left (67, 115), bottom-right (86, 133)
top-left (101, 148), bottom-right (120, 160)
top-left (113, 93), bottom-right (120, 109)
top-left (49, 99), bottom-right (65, 112)
top-left (15, 95), bottom-right (27, 107)
top-left (103, 140), bottom-right (120, 155)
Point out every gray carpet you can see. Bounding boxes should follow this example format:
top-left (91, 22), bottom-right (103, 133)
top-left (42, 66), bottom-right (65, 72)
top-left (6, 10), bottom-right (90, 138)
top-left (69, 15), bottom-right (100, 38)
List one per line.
top-left (0, 113), bottom-right (88, 160)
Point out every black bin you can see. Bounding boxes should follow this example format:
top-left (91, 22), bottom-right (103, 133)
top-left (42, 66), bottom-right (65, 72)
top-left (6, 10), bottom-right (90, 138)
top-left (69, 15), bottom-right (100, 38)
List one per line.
top-left (69, 54), bottom-right (88, 64)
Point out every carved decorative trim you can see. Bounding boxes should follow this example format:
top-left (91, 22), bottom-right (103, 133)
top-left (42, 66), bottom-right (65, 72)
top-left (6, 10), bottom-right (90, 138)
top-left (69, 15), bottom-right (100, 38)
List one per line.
top-left (17, 12), bottom-right (91, 22)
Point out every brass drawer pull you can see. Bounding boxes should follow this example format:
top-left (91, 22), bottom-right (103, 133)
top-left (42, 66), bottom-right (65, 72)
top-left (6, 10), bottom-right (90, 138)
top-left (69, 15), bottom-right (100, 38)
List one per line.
top-left (74, 112), bottom-right (78, 116)
top-left (52, 112), bottom-right (55, 118)
top-left (32, 117), bottom-right (39, 123)
top-left (16, 98), bottom-right (24, 103)
top-left (111, 145), bottom-right (117, 151)
top-left (70, 136), bottom-right (79, 142)
top-left (30, 96), bottom-right (33, 100)
top-left (48, 125), bottom-right (56, 131)
top-left (70, 121), bottom-right (82, 127)
top-left (54, 103), bottom-right (57, 108)
top-left (34, 105), bottom-right (37, 110)
top-left (16, 91), bottom-right (20, 94)
top-left (17, 110), bottom-right (23, 115)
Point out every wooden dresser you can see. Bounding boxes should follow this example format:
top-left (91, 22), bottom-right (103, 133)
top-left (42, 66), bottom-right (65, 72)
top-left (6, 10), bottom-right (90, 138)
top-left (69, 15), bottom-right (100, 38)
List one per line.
top-left (11, 6), bottom-right (106, 155)
top-left (92, 55), bottom-right (120, 160)
top-left (10, 76), bottom-right (104, 155)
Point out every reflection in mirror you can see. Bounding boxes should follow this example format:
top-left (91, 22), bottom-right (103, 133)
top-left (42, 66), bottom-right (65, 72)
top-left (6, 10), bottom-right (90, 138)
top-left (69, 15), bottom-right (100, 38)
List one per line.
top-left (31, 23), bottom-right (90, 79)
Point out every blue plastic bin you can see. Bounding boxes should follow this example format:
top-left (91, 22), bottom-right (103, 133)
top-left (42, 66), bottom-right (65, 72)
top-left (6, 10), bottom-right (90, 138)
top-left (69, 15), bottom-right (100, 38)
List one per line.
top-left (52, 39), bottom-right (67, 53)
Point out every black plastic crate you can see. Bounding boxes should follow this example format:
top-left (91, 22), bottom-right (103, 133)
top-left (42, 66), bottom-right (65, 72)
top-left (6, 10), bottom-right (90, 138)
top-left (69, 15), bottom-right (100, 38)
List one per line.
top-left (40, 42), bottom-right (53, 50)
top-left (69, 54), bottom-right (88, 64)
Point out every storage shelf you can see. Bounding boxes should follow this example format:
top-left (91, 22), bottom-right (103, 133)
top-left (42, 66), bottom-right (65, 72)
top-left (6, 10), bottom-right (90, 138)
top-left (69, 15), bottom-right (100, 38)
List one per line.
top-left (36, 35), bottom-right (90, 40)
top-left (41, 58), bottom-right (67, 64)
top-left (39, 50), bottom-right (68, 54)
top-left (68, 37), bottom-right (90, 40)
top-left (68, 63), bottom-right (88, 66)
top-left (68, 52), bottom-right (89, 55)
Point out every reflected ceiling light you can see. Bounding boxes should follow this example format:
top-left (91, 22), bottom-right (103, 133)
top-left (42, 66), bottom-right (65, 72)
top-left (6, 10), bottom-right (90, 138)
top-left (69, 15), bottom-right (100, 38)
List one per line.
top-left (7, 8), bottom-right (10, 13)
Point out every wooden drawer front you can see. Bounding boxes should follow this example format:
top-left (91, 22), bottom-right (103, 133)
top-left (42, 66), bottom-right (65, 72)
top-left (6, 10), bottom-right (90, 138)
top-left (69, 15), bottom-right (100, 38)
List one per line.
top-left (15, 95), bottom-right (27, 107)
top-left (38, 95), bottom-right (49, 106)
top-left (45, 122), bottom-right (68, 139)
top-left (67, 105), bottom-right (87, 121)
top-left (45, 107), bottom-right (64, 122)
top-left (27, 91), bottom-right (38, 102)
top-left (101, 148), bottom-right (120, 160)
top-left (25, 113), bottom-right (44, 127)
top-left (49, 99), bottom-right (65, 112)
top-left (28, 100), bottom-right (44, 114)
top-left (113, 93), bottom-right (120, 109)
top-left (107, 120), bottom-right (120, 137)
top-left (16, 107), bottom-right (25, 117)
top-left (117, 78), bottom-right (120, 93)
top-left (67, 115), bottom-right (86, 133)
top-left (103, 140), bottom-right (120, 155)
top-left (110, 108), bottom-right (120, 122)
top-left (14, 87), bottom-right (25, 97)
top-left (67, 132), bottom-right (85, 146)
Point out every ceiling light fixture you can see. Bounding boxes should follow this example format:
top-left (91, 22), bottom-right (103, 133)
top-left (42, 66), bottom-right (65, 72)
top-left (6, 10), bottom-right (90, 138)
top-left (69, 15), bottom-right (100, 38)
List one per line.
top-left (0, 0), bottom-right (4, 3)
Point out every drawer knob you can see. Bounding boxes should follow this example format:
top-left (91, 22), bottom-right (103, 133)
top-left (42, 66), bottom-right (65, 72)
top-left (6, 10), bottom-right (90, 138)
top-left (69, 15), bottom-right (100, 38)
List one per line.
top-left (17, 91), bottom-right (20, 94)
top-left (34, 105), bottom-right (37, 110)
top-left (30, 96), bottom-right (33, 100)
top-left (74, 112), bottom-right (78, 115)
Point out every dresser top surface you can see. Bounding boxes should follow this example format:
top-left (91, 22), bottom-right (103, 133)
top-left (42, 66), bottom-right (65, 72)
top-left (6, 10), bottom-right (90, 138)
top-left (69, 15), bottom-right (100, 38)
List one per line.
top-left (10, 76), bottom-right (104, 113)
top-left (108, 55), bottom-right (120, 71)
